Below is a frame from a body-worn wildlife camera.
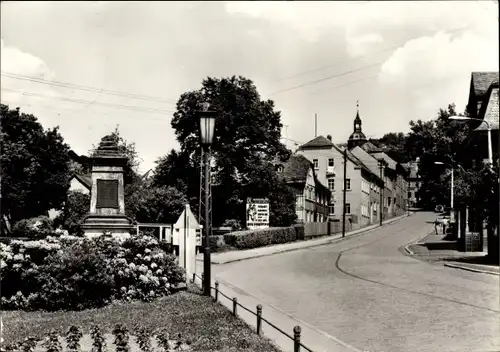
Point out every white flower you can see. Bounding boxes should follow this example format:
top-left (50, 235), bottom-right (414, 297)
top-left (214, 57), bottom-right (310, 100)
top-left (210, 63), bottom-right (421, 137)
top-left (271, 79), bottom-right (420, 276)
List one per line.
top-left (150, 262), bottom-right (158, 269)
top-left (128, 263), bottom-right (136, 269)
top-left (144, 248), bottom-right (151, 254)
top-left (155, 269), bottom-right (162, 275)
top-left (139, 274), bottom-right (148, 283)
top-left (143, 255), bottom-right (151, 262)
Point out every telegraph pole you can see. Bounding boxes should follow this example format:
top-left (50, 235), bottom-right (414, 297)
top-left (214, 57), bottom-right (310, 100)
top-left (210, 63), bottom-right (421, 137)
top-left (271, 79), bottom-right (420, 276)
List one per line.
top-left (342, 148), bottom-right (347, 237)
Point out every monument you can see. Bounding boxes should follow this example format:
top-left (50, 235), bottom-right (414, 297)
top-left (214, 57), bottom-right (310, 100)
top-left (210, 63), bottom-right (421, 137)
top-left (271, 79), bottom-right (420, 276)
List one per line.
top-left (81, 135), bottom-right (133, 239)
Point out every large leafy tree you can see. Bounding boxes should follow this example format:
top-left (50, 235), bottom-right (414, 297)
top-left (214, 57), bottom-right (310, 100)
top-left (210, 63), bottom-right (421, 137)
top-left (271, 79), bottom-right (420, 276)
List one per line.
top-left (372, 132), bottom-right (409, 164)
top-left (1, 104), bottom-right (71, 225)
top-left (404, 103), bottom-right (472, 209)
top-left (156, 75), bottom-right (294, 226)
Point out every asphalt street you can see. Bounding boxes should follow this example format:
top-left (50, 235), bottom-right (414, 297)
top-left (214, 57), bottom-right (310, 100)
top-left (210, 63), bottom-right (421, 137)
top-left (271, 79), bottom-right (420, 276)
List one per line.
top-left (210, 212), bottom-right (500, 352)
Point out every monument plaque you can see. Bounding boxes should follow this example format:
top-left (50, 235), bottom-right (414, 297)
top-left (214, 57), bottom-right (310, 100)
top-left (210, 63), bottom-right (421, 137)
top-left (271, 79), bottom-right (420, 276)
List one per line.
top-left (96, 179), bottom-right (119, 208)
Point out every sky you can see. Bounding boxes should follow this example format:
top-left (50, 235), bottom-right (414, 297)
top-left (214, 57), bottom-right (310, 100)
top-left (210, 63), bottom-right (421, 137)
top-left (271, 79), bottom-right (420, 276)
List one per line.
top-left (1, 1), bottom-right (499, 174)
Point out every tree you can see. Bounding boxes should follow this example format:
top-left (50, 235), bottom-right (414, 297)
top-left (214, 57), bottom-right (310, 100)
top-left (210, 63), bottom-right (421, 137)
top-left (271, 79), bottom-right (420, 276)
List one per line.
top-left (125, 182), bottom-right (187, 224)
top-left (1, 104), bottom-right (71, 225)
top-left (90, 127), bottom-right (141, 186)
top-left (404, 103), bottom-right (472, 209)
top-left (373, 132), bottom-right (409, 164)
top-left (156, 76), bottom-right (293, 226)
top-left (53, 191), bottom-right (90, 235)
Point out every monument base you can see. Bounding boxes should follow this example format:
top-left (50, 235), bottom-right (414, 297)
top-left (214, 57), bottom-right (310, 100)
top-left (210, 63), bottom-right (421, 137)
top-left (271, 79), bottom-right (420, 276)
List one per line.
top-left (82, 214), bottom-right (133, 240)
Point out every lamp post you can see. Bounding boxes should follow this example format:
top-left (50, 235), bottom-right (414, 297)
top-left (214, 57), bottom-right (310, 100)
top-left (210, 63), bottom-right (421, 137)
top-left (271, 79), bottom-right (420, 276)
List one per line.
top-left (434, 162), bottom-right (454, 213)
top-left (449, 115), bottom-right (493, 165)
top-left (198, 102), bottom-right (216, 297)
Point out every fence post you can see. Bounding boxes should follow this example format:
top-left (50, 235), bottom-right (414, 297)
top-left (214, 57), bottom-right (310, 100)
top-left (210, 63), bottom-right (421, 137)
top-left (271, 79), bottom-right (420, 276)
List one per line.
top-left (201, 273), bottom-right (205, 292)
top-left (256, 304), bottom-right (262, 336)
top-left (293, 325), bottom-right (301, 352)
top-left (215, 281), bottom-right (219, 302)
top-left (192, 273), bottom-right (196, 284)
top-left (232, 297), bottom-right (238, 317)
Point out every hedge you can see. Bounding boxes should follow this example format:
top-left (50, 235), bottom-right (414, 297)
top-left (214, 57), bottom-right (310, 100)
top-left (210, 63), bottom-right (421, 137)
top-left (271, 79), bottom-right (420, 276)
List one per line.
top-left (223, 225), bottom-right (304, 250)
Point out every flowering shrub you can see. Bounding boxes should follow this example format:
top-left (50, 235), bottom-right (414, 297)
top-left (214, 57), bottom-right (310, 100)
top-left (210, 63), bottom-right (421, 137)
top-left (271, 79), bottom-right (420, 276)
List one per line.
top-left (11, 216), bottom-right (56, 239)
top-left (0, 236), bottom-right (185, 311)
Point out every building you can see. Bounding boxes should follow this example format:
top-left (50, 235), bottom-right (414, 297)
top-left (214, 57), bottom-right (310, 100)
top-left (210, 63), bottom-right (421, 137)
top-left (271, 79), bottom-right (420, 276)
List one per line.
top-left (296, 134), bottom-right (383, 227)
top-left (275, 154), bottom-right (330, 223)
top-left (466, 72), bottom-right (499, 165)
top-left (403, 159), bottom-right (421, 207)
top-left (458, 72), bottom-right (499, 255)
top-left (346, 104), bottom-right (409, 218)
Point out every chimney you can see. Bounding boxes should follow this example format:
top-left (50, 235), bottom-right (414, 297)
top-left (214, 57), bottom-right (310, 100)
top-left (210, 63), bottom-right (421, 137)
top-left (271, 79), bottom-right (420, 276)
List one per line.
top-left (326, 134), bottom-right (332, 141)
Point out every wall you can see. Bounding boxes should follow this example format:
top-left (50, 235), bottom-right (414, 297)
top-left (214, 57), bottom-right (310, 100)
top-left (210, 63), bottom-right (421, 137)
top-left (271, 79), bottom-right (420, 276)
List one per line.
top-left (90, 166), bottom-right (125, 216)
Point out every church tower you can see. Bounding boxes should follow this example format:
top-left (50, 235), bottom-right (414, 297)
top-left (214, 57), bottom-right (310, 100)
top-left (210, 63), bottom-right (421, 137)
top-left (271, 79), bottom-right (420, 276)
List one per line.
top-left (347, 101), bottom-right (368, 150)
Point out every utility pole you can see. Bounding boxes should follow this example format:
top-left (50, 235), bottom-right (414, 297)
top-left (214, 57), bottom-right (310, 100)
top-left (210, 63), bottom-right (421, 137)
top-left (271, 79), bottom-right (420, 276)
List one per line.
top-left (314, 113), bottom-right (317, 137)
top-left (342, 148), bottom-right (347, 237)
top-left (379, 161), bottom-right (384, 226)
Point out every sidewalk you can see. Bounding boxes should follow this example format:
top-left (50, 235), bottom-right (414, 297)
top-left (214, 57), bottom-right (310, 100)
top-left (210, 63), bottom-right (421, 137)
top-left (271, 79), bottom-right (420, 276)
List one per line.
top-left (193, 275), bottom-right (362, 352)
top-left (407, 233), bottom-right (499, 276)
top-left (198, 213), bottom-right (412, 264)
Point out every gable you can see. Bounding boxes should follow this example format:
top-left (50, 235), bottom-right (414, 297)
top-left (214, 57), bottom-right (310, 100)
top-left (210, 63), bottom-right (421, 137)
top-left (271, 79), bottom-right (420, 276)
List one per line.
top-left (476, 86), bottom-right (499, 131)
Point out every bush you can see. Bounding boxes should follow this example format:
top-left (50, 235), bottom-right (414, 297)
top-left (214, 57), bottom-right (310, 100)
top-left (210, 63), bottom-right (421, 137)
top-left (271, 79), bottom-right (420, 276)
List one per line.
top-left (221, 219), bottom-right (242, 231)
top-left (11, 216), bottom-right (55, 238)
top-left (224, 227), bottom-right (297, 250)
top-left (54, 191), bottom-right (90, 236)
top-left (0, 235), bottom-right (185, 311)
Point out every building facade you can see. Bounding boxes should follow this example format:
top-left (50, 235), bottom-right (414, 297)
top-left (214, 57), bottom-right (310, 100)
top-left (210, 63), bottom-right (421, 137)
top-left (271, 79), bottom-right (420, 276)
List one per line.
top-left (404, 159), bottom-right (421, 207)
top-left (276, 154), bottom-right (330, 223)
top-left (296, 135), bottom-right (383, 228)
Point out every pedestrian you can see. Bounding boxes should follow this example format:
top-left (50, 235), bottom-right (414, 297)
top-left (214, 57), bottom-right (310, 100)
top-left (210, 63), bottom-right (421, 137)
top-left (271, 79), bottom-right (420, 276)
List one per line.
top-left (434, 218), bottom-right (440, 235)
top-left (442, 217), bottom-right (449, 235)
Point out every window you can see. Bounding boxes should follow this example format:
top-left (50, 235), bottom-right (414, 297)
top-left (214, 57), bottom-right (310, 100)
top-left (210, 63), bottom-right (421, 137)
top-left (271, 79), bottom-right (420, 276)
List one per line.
top-left (408, 191), bottom-right (412, 199)
top-left (313, 159), bottom-right (319, 169)
top-left (328, 178), bottom-right (335, 190)
top-left (346, 179), bottom-right (351, 190)
top-left (345, 203), bottom-right (351, 214)
top-left (328, 158), bottom-right (334, 167)
top-left (329, 205), bottom-right (335, 214)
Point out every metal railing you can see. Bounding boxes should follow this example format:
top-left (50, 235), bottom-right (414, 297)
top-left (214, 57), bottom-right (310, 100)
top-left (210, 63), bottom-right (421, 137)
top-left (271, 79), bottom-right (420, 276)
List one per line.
top-left (193, 273), bottom-right (313, 352)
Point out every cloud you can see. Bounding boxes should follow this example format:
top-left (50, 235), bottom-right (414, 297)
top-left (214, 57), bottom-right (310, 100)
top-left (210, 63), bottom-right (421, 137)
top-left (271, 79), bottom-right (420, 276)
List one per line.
top-left (0, 39), bottom-right (56, 107)
top-left (346, 32), bottom-right (384, 57)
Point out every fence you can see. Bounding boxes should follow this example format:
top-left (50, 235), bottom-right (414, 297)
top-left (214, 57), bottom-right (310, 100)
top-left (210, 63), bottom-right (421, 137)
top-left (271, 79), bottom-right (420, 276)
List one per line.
top-left (193, 273), bottom-right (313, 352)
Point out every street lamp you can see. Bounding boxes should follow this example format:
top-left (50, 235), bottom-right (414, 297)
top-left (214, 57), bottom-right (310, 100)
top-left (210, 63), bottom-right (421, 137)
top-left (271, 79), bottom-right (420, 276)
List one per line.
top-left (449, 115), bottom-right (493, 165)
top-left (198, 101), bottom-right (216, 297)
top-left (434, 161), bottom-right (454, 213)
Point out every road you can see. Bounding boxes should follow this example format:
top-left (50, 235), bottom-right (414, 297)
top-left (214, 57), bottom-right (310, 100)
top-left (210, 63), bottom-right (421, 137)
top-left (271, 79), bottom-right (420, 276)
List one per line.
top-left (211, 212), bottom-right (500, 352)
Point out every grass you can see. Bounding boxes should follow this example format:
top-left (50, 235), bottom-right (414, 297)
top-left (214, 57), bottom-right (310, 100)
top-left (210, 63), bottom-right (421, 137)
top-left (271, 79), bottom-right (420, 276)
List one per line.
top-left (1, 286), bottom-right (282, 352)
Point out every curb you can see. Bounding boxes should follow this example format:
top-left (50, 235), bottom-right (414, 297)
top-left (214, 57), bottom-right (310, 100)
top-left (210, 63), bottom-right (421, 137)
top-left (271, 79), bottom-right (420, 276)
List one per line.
top-left (202, 213), bottom-right (413, 264)
top-left (443, 263), bottom-right (499, 276)
top-left (404, 244), bottom-right (415, 255)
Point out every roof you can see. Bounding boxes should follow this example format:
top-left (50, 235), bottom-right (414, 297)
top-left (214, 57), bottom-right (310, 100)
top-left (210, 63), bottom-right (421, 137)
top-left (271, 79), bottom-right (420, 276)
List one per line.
top-left (471, 72), bottom-right (499, 97)
top-left (475, 84), bottom-right (499, 131)
top-left (360, 141), bottom-right (383, 153)
top-left (278, 154), bottom-right (330, 193)
top-left (280, 154), bottom-right (312, 183)
top-left (299, 135), bottom-right (334, 149)
top-left (72, 174), bottom-right (92, 190)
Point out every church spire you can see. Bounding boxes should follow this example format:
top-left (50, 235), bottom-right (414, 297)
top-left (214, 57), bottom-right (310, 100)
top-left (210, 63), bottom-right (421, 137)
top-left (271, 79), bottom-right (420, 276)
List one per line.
top-left (354, 100), bottom-right (362, 132)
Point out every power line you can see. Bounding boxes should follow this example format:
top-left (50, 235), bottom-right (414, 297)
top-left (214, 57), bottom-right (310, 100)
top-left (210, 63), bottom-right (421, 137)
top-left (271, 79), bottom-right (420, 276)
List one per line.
top-left (268, 25), bottom-right (470, 96)
top-left (1, 71), bottom-right (178, 104)
top-left (269, 60), bottom-right (385, 96)
top-left (272, 25), bottom-right (469, 84)
top-left (1, 87), bottom-right (175, 115)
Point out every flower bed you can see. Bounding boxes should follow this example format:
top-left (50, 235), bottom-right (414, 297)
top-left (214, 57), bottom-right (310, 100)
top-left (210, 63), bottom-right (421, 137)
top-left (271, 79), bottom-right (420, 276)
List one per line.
top-left (0, 235), bottom-right (185, 311)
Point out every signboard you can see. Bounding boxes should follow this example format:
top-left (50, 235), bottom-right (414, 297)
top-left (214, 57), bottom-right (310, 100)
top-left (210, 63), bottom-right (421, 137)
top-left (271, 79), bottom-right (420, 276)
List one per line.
top-left (96, 179), bottom-right (119, 208)
top-left (246, 198), bottom-right (270, 230)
